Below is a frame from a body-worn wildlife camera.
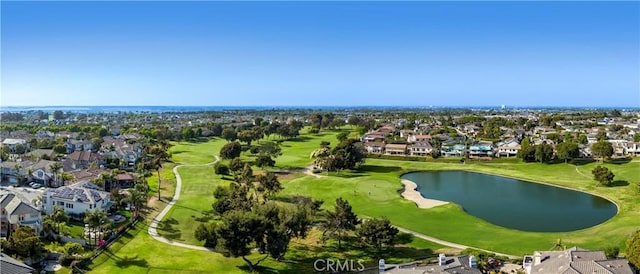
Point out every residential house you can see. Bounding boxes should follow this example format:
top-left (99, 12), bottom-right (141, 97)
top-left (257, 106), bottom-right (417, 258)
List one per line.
top-left (66, 139), bottom-right (93, 154)
top-left (29, 160), bottom-right (63, 187)
top-left (0, 192), bottom-right (42, 237)
top-left (496, 139), bottom-right (521, 158)
top-left (115, 173), bottom-right (135, 189)
top-left (0, 253), bottom-right (35, 274)
top-left (524, 247), bottom-right (634, 274)
top-left (1, 138), bottom-right (28, 154)
top-left (625, 142), bottom-right (640, 156)
top-left (382, 254), bottom-right (481, 274)
top-left (409, 142), bottom-right (433, 156)
top-left (43, 182), bottom-right (111, 218)
top-left (362, 133), bottom-right (386, 143)
top-left (385, 144), bottom-right (408, 156)
top-left (441, 144), bottom-right (466, 157)
top-left (363, 142), bottom-right (385, 154)
top-left (469, 144), bottom-right (494, 158)
top-left (407, 134), bottom-right (431, 143)
top-left (63, 151), bottom-right (102, 171)
top-left (0, 160), bottom-right (34, 184)
top-left (26, 149), bottom-right (55, 160)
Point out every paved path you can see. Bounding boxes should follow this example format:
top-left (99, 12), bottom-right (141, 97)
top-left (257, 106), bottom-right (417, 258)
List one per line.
top-left (147, 157), bottom-right (519, 259)
top-left (394, 226), bottom-right (520, 259)
top-left (574, 166), bottom-right (591, 179)
top-left (147, 157), bottom-right (219, 251)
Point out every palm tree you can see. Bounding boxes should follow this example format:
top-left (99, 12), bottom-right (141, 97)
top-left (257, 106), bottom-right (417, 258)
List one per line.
top-left (51, 206), bottom-right (69, 234)
top-left (84, 209), bottom-right (111, 246)
top-left (49, 162), bottom-right (63, 187)
top-left (144, 141), bottom-right (169, 200)
top-left (123, 189), bottom-right (147, 219)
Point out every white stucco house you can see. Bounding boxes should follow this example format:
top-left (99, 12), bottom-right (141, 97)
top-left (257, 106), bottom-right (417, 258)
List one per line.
top-left (43, 182), bottom-right (111, 217)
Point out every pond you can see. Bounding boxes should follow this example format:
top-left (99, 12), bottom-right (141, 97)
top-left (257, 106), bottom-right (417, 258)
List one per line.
top-left (401, 171), bottom-right (617, 232)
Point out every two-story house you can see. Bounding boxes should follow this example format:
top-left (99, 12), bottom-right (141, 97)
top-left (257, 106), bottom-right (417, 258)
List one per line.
top-left (496, 139), bottom-right (521, 158)
top-left (63, 151), bottom-right (103, 171)
top-left (0, 192), bottom-right (42, 237)
top-left (44, 182), bottom-right (111, 218)
top-left (65, 139), bottom-right (93, 154)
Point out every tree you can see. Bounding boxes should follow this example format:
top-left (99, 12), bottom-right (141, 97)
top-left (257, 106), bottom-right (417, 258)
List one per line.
top-left (54, 144), bottom-right (66, 154)
top-left (53, 110), bottom-right (65, 120)
top-left (215, 202), bottom-right (314, 270)
top-left (221, 128), bottom-right (238, 142)
top-left (14, 144), bottom-right (26, 154)
top-left (220, 142), bottom-right (242, 160)
top-left (216, 210), bottom-right (267, 271)
top-left (604, 246), bottom-right (619, 259)
top-left (259, 142), bottom-right (282, 158)
top-left (592, 141), bottom-right (613, 162)
top-left (181, 128), bottom-right (195, 140)
top-left (6, 226), bottom-right (43, 259)
top-left (123, 188), bottom-right (147, 219)
top-left (256, 172), bottom-right (282, 199)
top-left (592, 165), bottom-right (615, 186)
top-left (627, 230), bottom-right (640, 269)
top-left (336, 132), bottom-right (349, 142)
top-left (51, 206), bottom-right (69, 234)
top-left (194, 222), bottom-right (218, 248)
top-left (84, 209), bottom-right (112, 246)
top-left (555, 142), bottom-right (579, 163)
top-left (517, 138), bottom-right (535, 162)
top-left (596, 131), bottom-right (608, 142)
top-left (321, 198), bottom-right (360, 250)
top-left (229, 158), bottom-right (245, 174)
top-left (329, 139), bottom-right (367, 171)
top-left (255, 155), bottom-right (275, 169)
top-left (634, 133), bottom-right (640, 143)
top-left (577, 134), bottom-right (588, 145)
top-left (238, 130), bottom-right (254, 146)
top-left (211, 124), bottom-right (223, 137)
top-left (214, 162), bottom-right (230, 175)
top-left (356, 217), bottom-right (399, 253)
top-left (534, 143), bottom-right (554, 163)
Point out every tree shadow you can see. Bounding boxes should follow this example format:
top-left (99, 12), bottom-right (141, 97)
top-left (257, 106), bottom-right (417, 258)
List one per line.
top-left (157, 217), bottom-right (182, 240)
top-left (114, 255), bottom-right (149, 268)
top-left (610, 180), bottom-right (629, 187)
top-left (572, 159), bottom-right (596, 166)
top-left (396, 233), bottom-right (414, 245)
top-left (358, 165), bottom-right (402, 173)
top-left (608, 158), bottom-right (632, 165)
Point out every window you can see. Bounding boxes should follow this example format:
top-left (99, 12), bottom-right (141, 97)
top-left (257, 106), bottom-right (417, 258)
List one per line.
top-left (18, 215), bottom-right (24, 221)
top-left (66, 203), bottom-right (74, 209)
top-left (59, 201), bottom-right (64, 206)
top-left (89, 204), bottom-right (92, 209)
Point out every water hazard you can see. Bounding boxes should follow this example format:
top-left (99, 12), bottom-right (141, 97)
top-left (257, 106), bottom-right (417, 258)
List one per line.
top-left (401, 171), bottom-right (617, 232)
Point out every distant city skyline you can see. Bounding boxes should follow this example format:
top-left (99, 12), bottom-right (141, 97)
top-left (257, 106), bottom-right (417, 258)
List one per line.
top-left (2, 1), bottom-right (639, 107)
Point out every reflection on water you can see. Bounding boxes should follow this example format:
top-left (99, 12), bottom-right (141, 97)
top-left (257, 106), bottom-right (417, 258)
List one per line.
top-left (402, 171), bottom-right (617, 232)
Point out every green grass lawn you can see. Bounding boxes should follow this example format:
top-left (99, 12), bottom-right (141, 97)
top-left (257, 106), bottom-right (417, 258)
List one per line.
top-left (90, 131), bottom-right (640, 272)
top-left (281, 159), bottom-right (640, 256)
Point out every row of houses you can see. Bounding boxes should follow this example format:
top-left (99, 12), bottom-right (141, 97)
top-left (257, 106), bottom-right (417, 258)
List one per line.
top-left (382, 246), bottom-right (635, 274)
top-left (362, 124), bottom-right (640, 159)
top-left (1, 181), bottom-right (113, 238)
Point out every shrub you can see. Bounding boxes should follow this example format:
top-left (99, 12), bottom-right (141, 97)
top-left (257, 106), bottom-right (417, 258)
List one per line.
top-left (214, 163), bottom-right (229, 175)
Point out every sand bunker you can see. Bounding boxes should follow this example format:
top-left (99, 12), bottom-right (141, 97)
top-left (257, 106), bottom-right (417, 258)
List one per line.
top-left (401, 179), bottom-right (448, 209)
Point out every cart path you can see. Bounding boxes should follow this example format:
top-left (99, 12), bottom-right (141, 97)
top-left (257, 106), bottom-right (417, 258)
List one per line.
top-left (147, 157), bottom-right (519, 259)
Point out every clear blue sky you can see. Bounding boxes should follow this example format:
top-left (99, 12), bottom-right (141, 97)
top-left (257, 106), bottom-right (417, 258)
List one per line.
top-left (1, 1), bottom-right (639, 107)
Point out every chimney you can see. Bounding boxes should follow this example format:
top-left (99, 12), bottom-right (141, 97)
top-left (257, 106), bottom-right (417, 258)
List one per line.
top-left (438, 254), bottom-right (447, 266)
top-left (469, 256), bottom-right (477, 268)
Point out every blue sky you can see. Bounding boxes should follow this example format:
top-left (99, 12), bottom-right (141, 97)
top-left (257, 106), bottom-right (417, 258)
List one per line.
top-left (1, 1), bottom-right (639, 107)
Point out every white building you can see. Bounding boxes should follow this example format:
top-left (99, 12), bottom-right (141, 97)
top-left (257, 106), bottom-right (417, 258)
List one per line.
top-left (1, 138), bottom-right (28, 154)
top-left (43, 182), bottom-right (111, 217)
